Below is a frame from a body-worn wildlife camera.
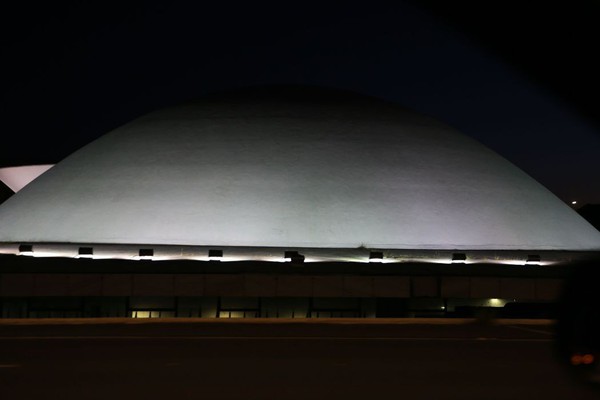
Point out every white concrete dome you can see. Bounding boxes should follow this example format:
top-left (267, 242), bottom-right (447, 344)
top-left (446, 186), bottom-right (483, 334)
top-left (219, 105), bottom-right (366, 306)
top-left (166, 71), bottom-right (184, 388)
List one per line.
top-left (0, 85), bottom-right (599, 253)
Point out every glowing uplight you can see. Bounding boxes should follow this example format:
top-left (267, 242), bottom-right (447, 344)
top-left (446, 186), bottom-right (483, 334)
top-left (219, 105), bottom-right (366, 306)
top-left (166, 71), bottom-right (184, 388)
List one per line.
top-left (18, 244), bottom-right (33, 256)
top-left (451, 253), bottom-right (466, 264)
top-left (283, 251), bottom-right (304, 263)
top-left (138, 248), bottom-right (154, 261)
top-left (208, 249), bottom-right (223, 261)
top-left (77, 247), bottom-right (94, 259)
top-left (284, 250), bottom-right (295, 262)
top-left (525, 255), bottom-right (541, 265)
top-left (0, 243), bottom-right (570, 266)
top-left (369, 251), bottom-right (383, 263)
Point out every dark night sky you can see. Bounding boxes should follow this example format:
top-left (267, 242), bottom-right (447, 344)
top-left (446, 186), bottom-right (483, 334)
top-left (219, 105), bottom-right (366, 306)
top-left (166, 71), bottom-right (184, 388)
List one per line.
top-left (1, 1), bottom-right (599, 204)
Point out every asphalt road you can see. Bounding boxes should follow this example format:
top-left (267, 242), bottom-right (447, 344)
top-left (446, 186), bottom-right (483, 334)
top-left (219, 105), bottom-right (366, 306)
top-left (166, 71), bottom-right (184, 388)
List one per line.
top-left (0, 319), bottom-right (597, 400)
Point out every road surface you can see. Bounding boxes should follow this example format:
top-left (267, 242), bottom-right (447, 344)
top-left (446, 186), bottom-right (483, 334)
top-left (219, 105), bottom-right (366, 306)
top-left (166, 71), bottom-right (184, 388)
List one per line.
top-left (0, 319), bottom-right (597, 400)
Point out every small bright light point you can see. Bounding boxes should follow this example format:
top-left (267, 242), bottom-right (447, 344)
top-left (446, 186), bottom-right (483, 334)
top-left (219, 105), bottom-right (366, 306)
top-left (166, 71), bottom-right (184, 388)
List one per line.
top-left (571, 201), bottom-right (577, 205)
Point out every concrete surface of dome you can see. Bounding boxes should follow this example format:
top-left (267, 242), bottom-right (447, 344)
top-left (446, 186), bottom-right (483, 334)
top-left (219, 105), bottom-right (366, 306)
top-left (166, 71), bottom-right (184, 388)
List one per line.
top-left (0, 85), bottom-right (599, 251)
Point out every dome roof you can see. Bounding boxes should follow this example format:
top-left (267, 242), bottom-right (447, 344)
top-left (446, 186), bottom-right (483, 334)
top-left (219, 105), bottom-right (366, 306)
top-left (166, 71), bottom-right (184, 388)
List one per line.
top-left (0, 86), bottom-right (599, 251)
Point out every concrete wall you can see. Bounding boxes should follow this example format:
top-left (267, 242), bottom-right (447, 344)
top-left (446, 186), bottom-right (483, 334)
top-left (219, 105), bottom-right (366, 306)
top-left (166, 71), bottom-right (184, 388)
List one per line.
top-left (0, 274), bottom-right (564, 301)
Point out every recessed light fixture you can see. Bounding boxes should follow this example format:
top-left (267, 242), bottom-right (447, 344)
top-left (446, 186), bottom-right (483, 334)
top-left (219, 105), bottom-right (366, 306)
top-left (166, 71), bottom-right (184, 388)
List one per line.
top-left (525, 254), bottom-right (541, 265)
top-left (369, 251), bottom-right (383, 263)
top-left (138, 248), bottom-right (154, 260)
top-left (284, 251), bottom-right (304, 263)
top-left (78, 247), bottom-right (94, 259)
top-left (208, 249), bottom-right (223, 261)
top-left (451, 253), bottom-right (466, 264)
top-left (18, 244), bottom-right (33, 256)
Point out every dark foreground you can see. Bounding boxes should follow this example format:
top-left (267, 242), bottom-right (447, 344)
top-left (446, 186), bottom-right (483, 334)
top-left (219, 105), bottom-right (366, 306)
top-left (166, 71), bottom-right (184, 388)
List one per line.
top-left (0, 319), bottom-right (597, 400)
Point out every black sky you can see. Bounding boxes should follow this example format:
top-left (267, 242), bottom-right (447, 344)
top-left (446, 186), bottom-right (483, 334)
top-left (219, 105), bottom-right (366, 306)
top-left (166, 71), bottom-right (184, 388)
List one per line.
top-left (1, 1), bottom-right (599, 204)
